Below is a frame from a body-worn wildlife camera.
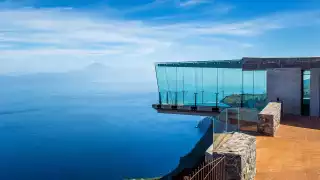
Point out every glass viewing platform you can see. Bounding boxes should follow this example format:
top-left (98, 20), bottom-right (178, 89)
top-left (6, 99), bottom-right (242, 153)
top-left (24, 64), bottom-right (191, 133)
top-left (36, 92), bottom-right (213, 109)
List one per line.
top-left (154, 59), bottom-right (267, 112)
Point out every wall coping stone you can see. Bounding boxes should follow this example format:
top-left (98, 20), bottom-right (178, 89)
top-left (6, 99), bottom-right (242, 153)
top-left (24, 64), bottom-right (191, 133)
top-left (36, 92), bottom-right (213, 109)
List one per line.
top-left (258, 102), bottom-right (281, 136)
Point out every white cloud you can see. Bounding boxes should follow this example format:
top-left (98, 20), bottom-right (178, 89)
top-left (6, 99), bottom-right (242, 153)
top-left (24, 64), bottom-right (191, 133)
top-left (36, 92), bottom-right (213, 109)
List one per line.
top-left (178, 0), bottom-right (209, 7)
top-left (0, 48), bottom-right (123, 56)
top-left (0, 6), bottom-right (319, 77)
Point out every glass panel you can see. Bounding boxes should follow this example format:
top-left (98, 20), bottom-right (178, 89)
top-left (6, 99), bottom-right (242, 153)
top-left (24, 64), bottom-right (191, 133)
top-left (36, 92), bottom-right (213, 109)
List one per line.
top-left (176, 67), bottom-right (184, 105)
top-left (243, 71), bottom-right (254, 108)
top-left (203, 68), bottom-right (217, 105)
top-left (155, 63), bottom-right (267, 110)
top-left (219, 68), bottom-right (243, 107)
top-left (194, 67), bottom-right (202, 105)
top-left (213, 108), bottom-right (238, 133)
top-left (238, 108), bottom-right (259, 131)
top-left (183, 67), bottom-right (197, 105)
top-left (155, 66), bottom-right (168, 104)
top-left (168, 67), bottom-right (178, 104)
top-left (253, 71), bottom-right (267, 110)
top-left (217, 68), bottom-right (224, 105)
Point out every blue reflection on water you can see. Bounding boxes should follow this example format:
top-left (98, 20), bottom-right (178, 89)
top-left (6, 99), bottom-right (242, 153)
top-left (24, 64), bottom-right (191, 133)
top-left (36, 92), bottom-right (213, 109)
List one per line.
top-left (0, 92), bottom-right (203, 180)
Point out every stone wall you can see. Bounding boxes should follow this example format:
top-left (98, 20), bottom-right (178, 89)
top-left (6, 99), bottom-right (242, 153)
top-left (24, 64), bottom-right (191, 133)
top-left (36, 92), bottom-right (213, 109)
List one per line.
top-left (258, 102), bottom-right (281, 136)
top-left (206, 132), bottom-right (256, 180)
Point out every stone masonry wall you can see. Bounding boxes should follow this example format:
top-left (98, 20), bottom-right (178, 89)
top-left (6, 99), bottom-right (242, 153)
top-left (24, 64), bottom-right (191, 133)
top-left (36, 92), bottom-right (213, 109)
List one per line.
top-left (258, 102), bottom-right (281, 136)
top-left (206, 132), bottom-right (256, 180)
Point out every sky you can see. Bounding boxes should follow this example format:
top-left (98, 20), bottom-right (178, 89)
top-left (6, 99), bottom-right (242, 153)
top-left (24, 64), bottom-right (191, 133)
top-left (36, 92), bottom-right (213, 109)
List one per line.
top-left (0, 0), bottom-right (320, 78)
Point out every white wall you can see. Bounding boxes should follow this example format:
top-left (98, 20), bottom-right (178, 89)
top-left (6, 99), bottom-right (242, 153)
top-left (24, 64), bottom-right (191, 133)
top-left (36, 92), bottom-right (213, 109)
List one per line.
top-left (310, 68), bottom-right (320, 117)
top-left (267, 68), bottom-right (301, 115)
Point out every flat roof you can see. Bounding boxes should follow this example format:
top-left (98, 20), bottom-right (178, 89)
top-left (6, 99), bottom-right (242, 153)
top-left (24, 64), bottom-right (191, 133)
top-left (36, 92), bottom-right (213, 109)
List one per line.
top-left (242, 57), bottom-right (320, 70)
top-left (156, 59), bottom-right (243, 68)
top-left (156, 57), bottom-right (320, 70)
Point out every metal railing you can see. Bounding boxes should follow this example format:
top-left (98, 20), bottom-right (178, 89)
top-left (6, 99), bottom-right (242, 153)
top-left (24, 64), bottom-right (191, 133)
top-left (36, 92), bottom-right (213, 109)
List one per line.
top-left (182, 156), bottom-right (226, 180)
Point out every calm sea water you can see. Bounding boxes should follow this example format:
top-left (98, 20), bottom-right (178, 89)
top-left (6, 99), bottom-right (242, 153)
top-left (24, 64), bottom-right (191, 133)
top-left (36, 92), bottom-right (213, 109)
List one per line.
top-left (0, 88), bottom-right (203, 180)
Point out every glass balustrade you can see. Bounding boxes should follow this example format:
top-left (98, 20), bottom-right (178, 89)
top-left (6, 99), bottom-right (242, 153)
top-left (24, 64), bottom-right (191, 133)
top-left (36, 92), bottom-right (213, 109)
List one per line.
top-left (155, 60), bottom-right (271, 151)
top-left (155, 62), bottom-right (267, 110)
top-left (207, 106), bottom-right (260, 149)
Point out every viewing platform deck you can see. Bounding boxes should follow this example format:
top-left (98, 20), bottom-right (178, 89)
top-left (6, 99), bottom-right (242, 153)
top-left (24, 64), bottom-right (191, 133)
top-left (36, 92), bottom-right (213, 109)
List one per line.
top-left (256, 115), bottom-right (320, 180)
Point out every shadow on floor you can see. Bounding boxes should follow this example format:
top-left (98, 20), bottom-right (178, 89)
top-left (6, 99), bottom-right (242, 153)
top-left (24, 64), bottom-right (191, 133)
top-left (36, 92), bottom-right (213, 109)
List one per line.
top-left (280, 115), bottom-right (320, 130)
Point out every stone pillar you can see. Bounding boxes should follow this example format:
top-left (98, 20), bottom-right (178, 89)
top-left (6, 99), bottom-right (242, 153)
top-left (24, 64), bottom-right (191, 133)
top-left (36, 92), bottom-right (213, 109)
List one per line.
top-left (205, 132), bottom-right (256, 180)
top-left (258, 102), bottom-right (281, 136)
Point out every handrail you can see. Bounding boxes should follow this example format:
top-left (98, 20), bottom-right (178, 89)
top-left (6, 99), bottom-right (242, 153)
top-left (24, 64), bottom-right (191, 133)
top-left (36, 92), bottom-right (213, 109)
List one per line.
top-left (203, 157), bottom-right (225, 180)
top-left (188, 156), bottom-right (225, 180)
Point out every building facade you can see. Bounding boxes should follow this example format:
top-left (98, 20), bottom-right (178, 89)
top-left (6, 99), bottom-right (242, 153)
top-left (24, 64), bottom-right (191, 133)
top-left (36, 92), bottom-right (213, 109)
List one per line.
top-left (153, 57), bottom-right (320, 117)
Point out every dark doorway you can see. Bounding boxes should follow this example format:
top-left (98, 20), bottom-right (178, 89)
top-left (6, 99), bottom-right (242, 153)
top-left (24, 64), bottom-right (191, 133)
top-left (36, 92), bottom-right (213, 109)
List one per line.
top-left (302, 70), bottom-right (310, 116)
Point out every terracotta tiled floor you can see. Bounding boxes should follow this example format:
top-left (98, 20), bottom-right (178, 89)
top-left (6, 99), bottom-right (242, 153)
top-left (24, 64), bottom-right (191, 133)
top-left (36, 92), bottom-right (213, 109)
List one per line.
top-left (256, 115), bottom-right (320, 180)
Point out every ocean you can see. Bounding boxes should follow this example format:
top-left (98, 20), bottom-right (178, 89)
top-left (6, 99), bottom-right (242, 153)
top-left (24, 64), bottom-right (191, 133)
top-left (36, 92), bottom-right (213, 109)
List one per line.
top-left (0, 87), bottom-right (203, 180)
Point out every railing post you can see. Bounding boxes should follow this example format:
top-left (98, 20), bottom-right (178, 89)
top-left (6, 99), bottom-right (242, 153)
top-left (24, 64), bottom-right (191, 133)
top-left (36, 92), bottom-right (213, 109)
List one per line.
top-left (158, 92), bottom-right (162, 105)
top-left (202, 91), bottom-right (204, 105)
top-left (175, 91), bottom-right (178, 105)
top-left (166, 91), bottom-right (169, 104)
top-left (215, 92), bottom-right (219, 109)
top-left (194, 92), bottom-right (197, 107)
top-left (182, 90), bottom-right (185, 104)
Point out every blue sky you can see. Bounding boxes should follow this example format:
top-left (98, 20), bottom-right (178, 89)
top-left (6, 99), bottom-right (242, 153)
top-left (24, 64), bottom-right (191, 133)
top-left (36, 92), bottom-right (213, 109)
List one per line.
top-left (0, 0), bottom-right (320, 80)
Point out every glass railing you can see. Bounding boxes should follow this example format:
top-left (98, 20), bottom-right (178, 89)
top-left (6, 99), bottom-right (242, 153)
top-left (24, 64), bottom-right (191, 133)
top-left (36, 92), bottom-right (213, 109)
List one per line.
top-left (216, 107), bottom-right (260, 132)
top-left (155, 65), bottom-right (267, 108)
top-left (207, 107), bottom-right (260, 150)
top-left (157, 91), bottom-right (267, 110)
top-left (215, 108), bottom-right (240, 133)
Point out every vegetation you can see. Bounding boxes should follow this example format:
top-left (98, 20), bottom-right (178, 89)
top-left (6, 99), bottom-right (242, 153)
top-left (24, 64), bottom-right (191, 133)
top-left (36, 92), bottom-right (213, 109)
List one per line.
top-left (221, 93), bottom-right (267, 110)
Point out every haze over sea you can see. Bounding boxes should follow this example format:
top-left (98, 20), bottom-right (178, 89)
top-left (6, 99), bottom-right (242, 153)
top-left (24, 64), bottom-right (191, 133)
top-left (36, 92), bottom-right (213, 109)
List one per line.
top-left (1, 0), bottom-right (319, 178)
top-left (0, 63), bottom-right (203, 180)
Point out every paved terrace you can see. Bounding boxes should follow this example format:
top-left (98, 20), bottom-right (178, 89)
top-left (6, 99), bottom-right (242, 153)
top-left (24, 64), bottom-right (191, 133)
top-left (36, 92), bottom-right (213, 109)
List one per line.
top-left (256, 115), bottom-right (320, 180)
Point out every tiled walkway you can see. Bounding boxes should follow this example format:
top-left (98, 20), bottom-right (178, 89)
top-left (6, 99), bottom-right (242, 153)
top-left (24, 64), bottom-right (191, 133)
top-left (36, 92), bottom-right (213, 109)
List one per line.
top-left (256, 115), bottom-right (320, 180)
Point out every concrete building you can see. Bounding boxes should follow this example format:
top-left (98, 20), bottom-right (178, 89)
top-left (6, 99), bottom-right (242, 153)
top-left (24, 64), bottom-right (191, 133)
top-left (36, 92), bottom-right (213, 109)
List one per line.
top-left (152, 57), bottom-right (320, 117)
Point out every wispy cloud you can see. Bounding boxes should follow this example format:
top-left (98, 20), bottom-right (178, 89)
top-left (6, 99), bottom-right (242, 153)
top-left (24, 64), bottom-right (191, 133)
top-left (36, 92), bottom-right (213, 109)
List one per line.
top-left (178, 0), bottom-right (209, 7)
top-left (119, 0), bottom-right (168, 14)
top-left (116, 0), bottom-right (211, 14)
top-left (0, 5), bottom-right (319, 75)
top-left (212, 3), bottom-right (234, 14)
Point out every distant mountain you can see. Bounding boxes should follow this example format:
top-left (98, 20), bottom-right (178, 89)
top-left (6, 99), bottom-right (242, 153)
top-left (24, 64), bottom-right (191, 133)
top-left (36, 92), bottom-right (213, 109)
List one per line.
top-left (2, 63), bottom-right (120, 83)
top-left (83, 62), bottom-right (109, 73)
top-left (68, 62), bottom-right (111, 82)
top-left (0, 63), bottom-right (156, 94)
